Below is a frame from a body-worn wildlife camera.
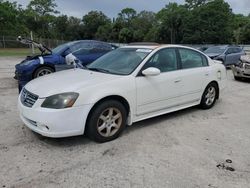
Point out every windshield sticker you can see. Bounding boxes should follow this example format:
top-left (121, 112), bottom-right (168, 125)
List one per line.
top-left (38, 56), bottom-right (44, 64)
top-left (136, 49), bottom-right (152, 53)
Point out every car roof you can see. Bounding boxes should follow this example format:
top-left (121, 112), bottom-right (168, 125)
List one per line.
top-left (209, 45), bottom-right (241, 48)
top-left (66, 40), bottom-right (112, 47)
top-left (121, 44), bottom-right (202, 51)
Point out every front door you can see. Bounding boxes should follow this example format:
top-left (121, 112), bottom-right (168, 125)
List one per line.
top-left (135, 48), bottom-right (182, 116)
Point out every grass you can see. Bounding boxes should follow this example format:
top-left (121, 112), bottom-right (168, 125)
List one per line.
top-left (0, 48), bottom-right (40, 57)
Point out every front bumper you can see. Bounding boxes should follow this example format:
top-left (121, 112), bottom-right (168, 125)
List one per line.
top-left (18, 95), bottom-right (93, 138)
top-left (231, 65), bottom-right (250, 78)
top-left (15, 66), bottom-right (34, 92)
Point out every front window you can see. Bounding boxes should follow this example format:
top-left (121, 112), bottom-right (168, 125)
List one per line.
top-left (143, 48), bottom-right (178, 73)
top-left (52, 41), bottom-right (77, 54)
top-left (86, 48), bottom-right (152, 75)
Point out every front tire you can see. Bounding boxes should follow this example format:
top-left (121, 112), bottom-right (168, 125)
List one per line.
top-left (200, 83), bottom-right (218, 109)
top-left (86, 100), bottom-right (127, 143)
top-left (33, 66), bottom-right (54, 78)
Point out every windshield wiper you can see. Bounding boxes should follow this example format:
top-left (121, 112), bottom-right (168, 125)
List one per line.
top-left (87, 67), bottom-right (111, 73)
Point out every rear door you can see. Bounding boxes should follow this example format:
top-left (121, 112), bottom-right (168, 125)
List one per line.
top-left (225, 47), bottom-right (241, 65)
top-left (177, 48), bottom-right (210, 104)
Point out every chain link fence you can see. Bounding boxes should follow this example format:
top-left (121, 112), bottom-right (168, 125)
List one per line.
top-left (0, 35), bottom-right (250, 54)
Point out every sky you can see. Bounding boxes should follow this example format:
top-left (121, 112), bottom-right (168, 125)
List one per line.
top-left (9, 0), bottom-right (250, 18)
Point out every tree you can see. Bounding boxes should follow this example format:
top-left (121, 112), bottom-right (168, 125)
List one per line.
top-left (27, 0), bottom-right (59, 16)
top-left (157, 3), bottom-right (188, 43)
top-left (52, 15), bottom-right (68, 39)
top-left (0, 1), bottom-right (28, 36)
top-left (239, 20), bottom-right (250, 44)
top-left (65, 16), bottom-right (83, 40)
top-left (185, 0), bottom-right (209, 9)
top-left (116, 8), bottom-right (137, 29)
top-left (119, 28), bottom-right (133, 43)
top-left (183, 0), bottom-right (233, 44)
top-left (131, 11), bottom-right (156, 41)
top-left (25, 0), bottom-right (59, 38)
top-left (95, 23), bottom-right (112, 41)
top-left (231, 14), bottom-right (250, 44)
top-left (82, 11), bottom-right (111, 39)
top-left (118, 8), bottom-right (137, 23)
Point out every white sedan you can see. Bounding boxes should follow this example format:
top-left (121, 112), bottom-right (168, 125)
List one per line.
top-left (18, 44), bottom-right (227, 142)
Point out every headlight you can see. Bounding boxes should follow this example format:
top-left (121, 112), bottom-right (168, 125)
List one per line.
top-left (20, 60), bottom-right (34, 66)
top-left (41, 92), bottom-right (79, 109)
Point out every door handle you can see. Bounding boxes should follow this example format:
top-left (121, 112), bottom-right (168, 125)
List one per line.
top-left (174, 79), bottom-right (181, 83)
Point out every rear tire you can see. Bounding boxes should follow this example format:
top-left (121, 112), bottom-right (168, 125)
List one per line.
top-left (86, 100), bottom-right (127, 143)
top-left (200, 83), bottom-right (218, 109)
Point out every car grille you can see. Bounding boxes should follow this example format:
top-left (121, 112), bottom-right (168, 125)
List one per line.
top-left (21, 88), bottom-right (38, 107)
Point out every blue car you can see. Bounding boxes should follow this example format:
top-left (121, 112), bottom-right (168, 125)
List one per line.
top-left (15, 39), bottom-right (116, 91)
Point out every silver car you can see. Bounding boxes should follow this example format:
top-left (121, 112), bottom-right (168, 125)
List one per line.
top-left (232, 55), bottom-right (250, 80)
top-left (204, 45), bottom-right (246, 66)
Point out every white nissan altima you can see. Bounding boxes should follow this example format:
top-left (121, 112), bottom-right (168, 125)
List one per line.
top-left (18, 44), bottom-right (227, 142)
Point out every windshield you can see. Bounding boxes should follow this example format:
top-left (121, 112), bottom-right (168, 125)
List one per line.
top-left (86, 48), bottom-right (152, 75)
top-left (204, 46), bottom-right (226, 54)
top-left (52, 43), bottom-right (69, 54)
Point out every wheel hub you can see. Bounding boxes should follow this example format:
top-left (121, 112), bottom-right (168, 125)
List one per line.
top-left (97, 107), bottom-right (122, 137)
top-left (205, 86), bottom-right (216, 106)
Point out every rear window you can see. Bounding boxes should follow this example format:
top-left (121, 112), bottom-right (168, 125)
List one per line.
top-left (179, 48), bottom-right (208, 69)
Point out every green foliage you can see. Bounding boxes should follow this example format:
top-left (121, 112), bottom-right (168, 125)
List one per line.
top-left (27, 0), bottom-right (59, 16)
top-left (185, 0), bottom-right (209, 9)
top-left (0, 0), bottom-right (250, 44)
top-left (157, 3), bottom-right (188, 43)
top-left (119, 28), bottom-right (133, 43)
top-left (95, 23), bottom-right (112, 41)
top-left (183, 0), bottom-right (233, 44)
top-left (82, 11), bottom-right (111, 39)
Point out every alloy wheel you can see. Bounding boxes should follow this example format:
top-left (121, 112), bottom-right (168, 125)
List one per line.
top-left (205, 86), bottom-right (216, 106)
top-left (36, 69), bottom-right (53, 77)
top-left (97, 107), bottom-right (122, 137)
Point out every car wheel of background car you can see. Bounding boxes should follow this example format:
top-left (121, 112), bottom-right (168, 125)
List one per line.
top-left (33, 66), bottom-right (54, 78)
top-left (200, 82), bottom-right (218, 109)
top-left (86, 100), bottom-right (127, 143)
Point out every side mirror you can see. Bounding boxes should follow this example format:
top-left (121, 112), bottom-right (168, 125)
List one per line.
top-left (142, 67), bottom-right (161, 76)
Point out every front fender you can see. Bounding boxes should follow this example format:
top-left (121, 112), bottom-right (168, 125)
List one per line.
top-left (74, 77), bottom-right (136, 124)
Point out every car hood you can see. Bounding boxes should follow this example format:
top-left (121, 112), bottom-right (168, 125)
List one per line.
top-left (205, 53), bottom-right (221, 58)
top-left (240, 55), bottom-right (250, 64)
top-left (24, 53), bottom-right (59, 62)
top-left (16, 54), bottom-right (60, 69)
top-left (24, 69), bottom-right (122, 98)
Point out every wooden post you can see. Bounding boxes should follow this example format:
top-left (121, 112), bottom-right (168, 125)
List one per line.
top-left (30, 31), bottom-right (35, 54)
top-left (3, 36), bottom-right (6, 48)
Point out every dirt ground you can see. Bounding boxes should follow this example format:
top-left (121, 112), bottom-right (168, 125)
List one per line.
top-left (0, 57), bottom-right (250, 188)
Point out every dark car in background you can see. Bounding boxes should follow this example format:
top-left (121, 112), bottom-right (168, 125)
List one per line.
top-left (15, 40), bottom-right (116, 90)
top-left (204, 45), bottom-right (245, 66)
